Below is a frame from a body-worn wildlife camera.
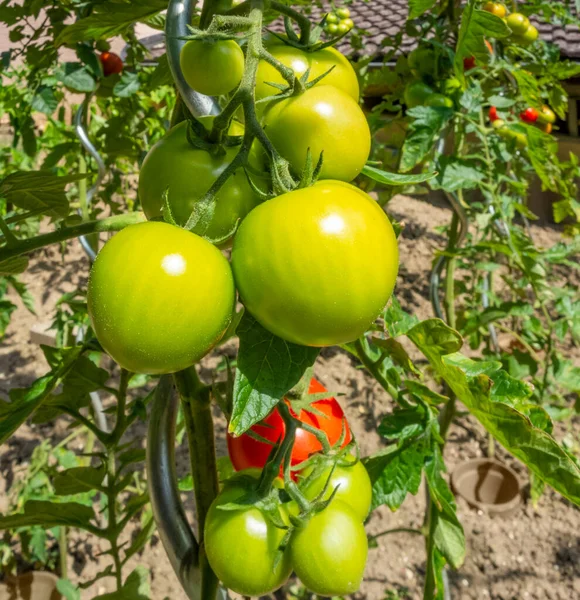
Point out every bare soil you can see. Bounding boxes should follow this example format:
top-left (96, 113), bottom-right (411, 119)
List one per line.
top-left (1, 194), bottom-right (579, 600)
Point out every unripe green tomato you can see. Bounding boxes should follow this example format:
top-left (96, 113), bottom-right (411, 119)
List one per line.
top-left (95, 39), bottom-right (111, 52)
top-left (404, 80), bottom-right (434, 108)
top-left (87, 222), bottom-right (235, 374)
top-left (139, 117), bottom-right (262, 243)
top-left (290, 500), bottom-right (368, 596)
top-left (298, 457), bottom-right (372, 521)
top-left (337, 22), bottom-right (350, 34)
top-left (180, 39), bottom-right (244, 96)
top-left (255, 42), bottom-right (359, 101)
top-left (231, 180), bottom-right (399, 347)
top-left (537, 105), bottom-right (556, 124)
top-left (341, 18), bottom-right (354, 29)
top-left (407, 47), bottom-right (436, 79)
top-left (326, 12), bottom-right (339, 23)
top-left (483, 2), bottom-right (507, 17)
top-left (425, 93), bottom-right (454, 108)
top-left (262, 85), bottom-right (370, 181)
top-left (441, 77), bottom-right (462, 96)
top-left (205, 483), bottom-right (292, 596)
top-left (506, 13), bottom-right (530, 35)
top-left (336, 7), bottom-right (351, 18)
top-left (327, 23), bottom-right (339, 34)
top-left (518, 24), bottom-right (539, 45)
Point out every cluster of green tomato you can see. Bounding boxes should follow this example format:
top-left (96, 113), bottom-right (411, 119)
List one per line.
top-left (324, 6), bottom-right (354, 35)
top-left (87, 35), bottom-right (398, 376)
top-left (85, 30), bottom-right (394, 596)
top-left (205, 378), bottom-right (373, 596)
top-left (403, 45), bottom-right (461, 110)
top-left (483, 2), bottom-right (539, 46)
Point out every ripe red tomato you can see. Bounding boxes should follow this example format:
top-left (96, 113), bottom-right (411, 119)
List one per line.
top-left (99, 51), bottom-right (123, 76)
top-left (520, 107), bottom-right (539, 123)
top-left (489, 106), bottom-right (499, 122)
top-left (463, 56), bottom-right (476, 71)
top-left (227, 378), bottom-right (352, 472)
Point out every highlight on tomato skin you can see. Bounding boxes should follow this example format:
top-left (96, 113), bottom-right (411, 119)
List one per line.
top-left (227, 378), bottom-right (352, 474)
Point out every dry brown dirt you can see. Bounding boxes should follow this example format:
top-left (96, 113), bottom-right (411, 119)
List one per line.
top-left (1, 194), bottom-right (579, 600)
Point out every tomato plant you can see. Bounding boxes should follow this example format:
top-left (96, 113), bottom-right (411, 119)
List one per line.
top-left (231, 180), bottom-right (399, 346)
top-left (227, 378), bottom-right (352, 472)
top-left (88, 221), bottom-right (235, 374)
top-left (1, 1), bottom-right (580, 599)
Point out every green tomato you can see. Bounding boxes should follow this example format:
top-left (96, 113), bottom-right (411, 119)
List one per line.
top-left (336, 7), bottom-right (351, 19)
top-left (299, 457), bottom-right (372, 521)
top-left (337, 21), bottom-right (350, 34)
top-left (204, 483), bottom-right (292, 596)
top-left (326, 12), bottom-right (339, 23)
top-left (87, 222), bottom-right (235, 374)
top-left (231, 180), bottom-right (399, 347)
top-left (506, 12), bottom-right (530, 35)
top-left (139, 117), bottom-right (262, 243)
top-left (326, 23), bottom-right (339, 34)
top-left (341, 18), bottom-right (354, 29)
top-left (262, 85), bottom-right (370, 181)
top-left (255, 43), bottom-right (359, 101)
top-left (290, 500), bottom-right (368, 596)
top-left (538, 105), bottom-right (556, 125)
top-left (407, 46), bottom-right (436, 79)
top-left (404, 80), bottom-right (434, 108)
top-left (425, 93), bottom-right (454, 108)
top-left (440, 77), bottom-right (462, 96)
top-left (180, 39), bottom-right (244, 96)
top-left (517, 24), bottom-right (539, 45)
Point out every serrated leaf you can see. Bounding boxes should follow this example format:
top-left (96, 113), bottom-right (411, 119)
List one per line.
top-left (53, 466), bottom-right (105, 495)
top-left (0, 256), bottom-right (28, 275)
top-left (404, 380), bottom-right (449, 406)
top-left (93, 566), bottom-right (150, 600)
top-left (114, 71), bottom-right (140, 97)
top-left (512, 70), bottom-right (542, 110)
top-left (0, 346), bottom-right (83, 444)
top-left (362, 164), bottom-right (437, 186)
top-left (372, 336), bottom-right (420, 375)
top-left (31, 86), bottom-right (59, 115)
top-left (0, 171), bottom-right (85, 219)
top-left (230, 313), bottom-right (319, 435)
top-left (434, 156), bottom-right (484, 192)
top-left (407, 320), bottom-right (580, 506)
top-left (383, 297), bottom-right (420, 337)
top-left (55, 62), bottom-right (95, 93)
top-left (377, 404), bottom-right (428, 442)
top-left (56, 0), bottom-right (167, 46)
top-left (0, 500), bottom-right (96, 531)
top-left (425, 445), bottom-right (465, 568)
top-left (409, 0), bottom-right (438, 19)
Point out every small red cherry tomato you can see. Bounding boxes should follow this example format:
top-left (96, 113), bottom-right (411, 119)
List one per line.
top-left (463, 56), bottom-right (476, 71)
top-left (520, 107), bottom-right (539, 123)
top-left (100, 51), bottom-right (123, 76)
top-left (489, 106), bottom-right (499, 122)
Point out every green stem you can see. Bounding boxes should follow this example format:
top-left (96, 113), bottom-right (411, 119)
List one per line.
top-left (271, 1), bottom-right (312, 43)
top-left (110, 369), bottom-right (129, 446)
top-left (4, 208), bottom-right (47, 225)
top-left (444, 211), bottom-right (459, 330)
top-left (200, 0), bottom-right (223, 29)
top-left (0, 211), bottom-right (145, 261)
top-left (173, 366), bottom-right (219, 600)
top-left (0, 214), bottom-right (18, 246)
top-left (59, 526), bottom-right (67, 578)
top-left (106, 451), bottom-right (123, 589)
top-left (369, 527), bottom-right (424, 542)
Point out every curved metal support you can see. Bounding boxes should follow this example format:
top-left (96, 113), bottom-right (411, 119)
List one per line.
top-left (74, 93), bottom-right (107, 262)
top-left (147, 377), bottom-right (202, 600)
top-left (166, 0), bottom-right (220, 118)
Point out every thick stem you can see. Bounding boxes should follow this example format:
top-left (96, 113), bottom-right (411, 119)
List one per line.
top-left (0, 211), bottom-right (145, 261)
top-left (110, 369), bottom-right (130, 446)
top-left (270, 1), bottom-right (311, 43)
top-left (444, 212), bottom-right (459, 330)
top-left (106, 451), bottom-right (124, 589)
top-left (173, 366), bottom-right (219, 600)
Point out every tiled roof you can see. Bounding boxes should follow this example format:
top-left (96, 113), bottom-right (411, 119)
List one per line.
top-left (313, 0), bottom-right (580, 60)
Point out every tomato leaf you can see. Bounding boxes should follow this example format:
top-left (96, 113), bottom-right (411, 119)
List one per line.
top-left (55, 0), bottom-right (167, 46)
top-left (114, 71), bottom-right (141, 98)
top-left (92, 566), bottom-right (150, 600)
top-left (230, 313), bottom-right (319, 436)
top-left (0, 500), bottom-right (96, 531)
top-left (425, 445), bottom-right (465, 569)
top-left (0, 170), bottom-right (85, 219)
top-left (0, 346), bottom-right (83, 444)
top-left (407, 319), bottom-right (580, 506)
top-left (362, 164), bottom-right (437, 186)
top-left (409, 0), bottom-right (438, 19)
top-left (53, 466), bottom-right (106, 496)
